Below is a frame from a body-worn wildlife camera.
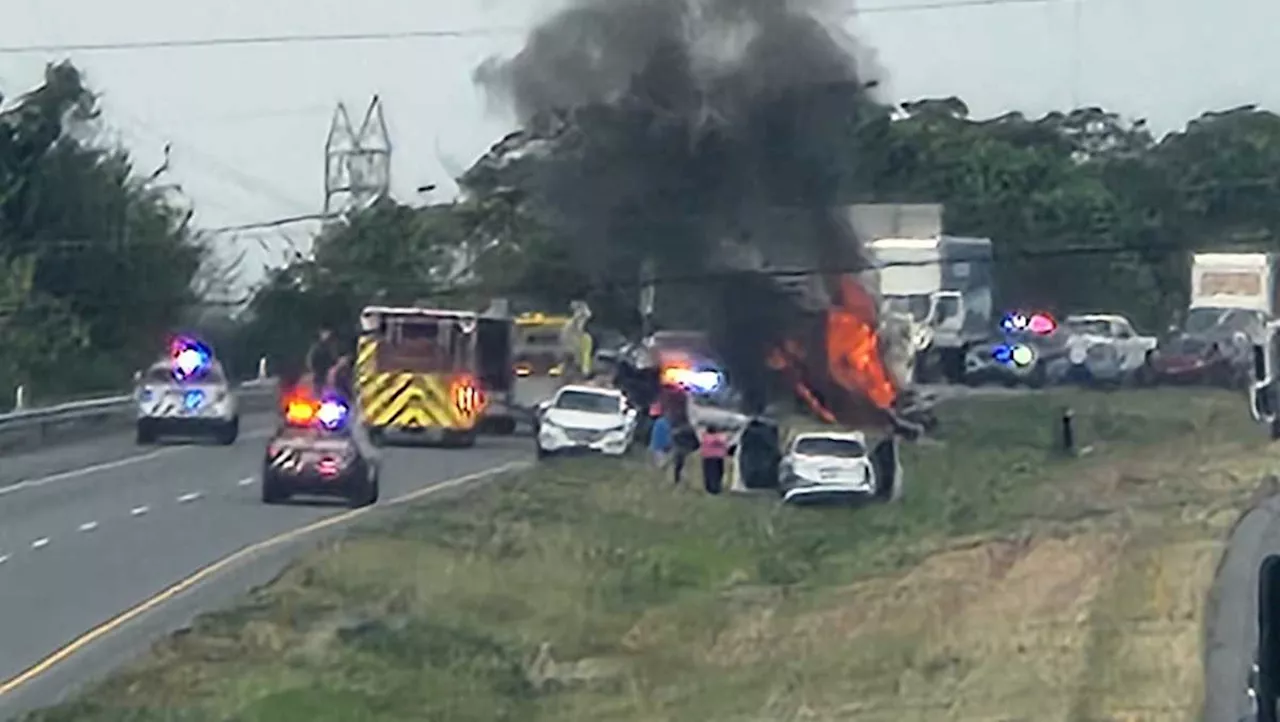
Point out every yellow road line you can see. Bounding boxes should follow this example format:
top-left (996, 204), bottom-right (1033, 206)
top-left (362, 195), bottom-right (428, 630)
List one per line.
top-left (0, 459), bottom-right (531, 697)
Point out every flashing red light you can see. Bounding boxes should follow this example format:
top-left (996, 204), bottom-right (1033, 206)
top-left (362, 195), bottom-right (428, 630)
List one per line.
top-left (451, 377), bottom-right (484, 415)
top-left (284, 398), bottom-right (317, 426)
top-left (316, 456), bottom-right (340, 477)
top-left (1027, 313), bottom-right (1056, 334)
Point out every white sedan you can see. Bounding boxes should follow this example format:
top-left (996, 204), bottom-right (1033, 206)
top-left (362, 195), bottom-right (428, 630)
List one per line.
top-left (535, 385), bottom-right (637, 458)
top-left (778, 431), bottom-right (880, 504)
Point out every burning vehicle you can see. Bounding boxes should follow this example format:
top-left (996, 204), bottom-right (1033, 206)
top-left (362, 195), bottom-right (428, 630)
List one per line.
top-left (468, 0), bottom-right (933, 440)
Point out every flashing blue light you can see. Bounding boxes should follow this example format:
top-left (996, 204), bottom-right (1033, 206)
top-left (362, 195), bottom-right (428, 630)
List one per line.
top-left (685, 369), bottom-right (722, 393)
top-left (170, 336), bottom-right (213, 380)
top-left (315, 398), bottom-right (349, 430)
top-left (992, 343), bottom-right (1036, 368)
top-left (183, 389), bottom-right (204, 409)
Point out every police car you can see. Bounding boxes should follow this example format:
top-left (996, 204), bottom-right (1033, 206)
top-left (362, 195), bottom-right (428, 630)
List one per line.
top-left (261, 389), bottom-right (379, 507)
top-left (135, 338), bottom-right (239, 445)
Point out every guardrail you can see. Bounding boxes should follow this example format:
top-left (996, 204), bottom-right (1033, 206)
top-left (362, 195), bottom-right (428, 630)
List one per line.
top-left (0, 377), bottom-right (281, 448)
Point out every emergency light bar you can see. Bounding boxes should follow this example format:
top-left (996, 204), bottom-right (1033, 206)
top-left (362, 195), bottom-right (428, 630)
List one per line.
top-left (284, 392), bottom-right (350, 430)
top-left (1000, 311), bottom-right (1056, 335)
top-left (662, 366), bottom-right (722, 393)
top-left (992, 343), bottom-right (1036, 368)
top-left (169, 336), bottom-right (213, 380)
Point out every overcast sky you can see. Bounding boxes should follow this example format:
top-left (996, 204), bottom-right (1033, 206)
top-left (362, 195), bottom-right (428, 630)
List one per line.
top-left (2, 0), bottom-right (1275, 293)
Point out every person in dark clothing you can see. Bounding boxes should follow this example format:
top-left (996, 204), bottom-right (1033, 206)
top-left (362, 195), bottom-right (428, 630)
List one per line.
top-left (670, 419), bottom-right (699, 484)
top-left (306, 327), bottom-right (350, 396)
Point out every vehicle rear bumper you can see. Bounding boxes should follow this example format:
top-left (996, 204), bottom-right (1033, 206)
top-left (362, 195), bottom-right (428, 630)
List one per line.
top-left (782, 483), bottom-right (875, 505)
top-left (268, 468), bottom-right (363, 496)
top-left (137, 416), bottom-right (235, 433)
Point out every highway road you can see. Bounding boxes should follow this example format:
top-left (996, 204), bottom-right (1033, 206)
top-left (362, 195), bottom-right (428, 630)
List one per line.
top-left (0, 410), bottom-right (531, 718)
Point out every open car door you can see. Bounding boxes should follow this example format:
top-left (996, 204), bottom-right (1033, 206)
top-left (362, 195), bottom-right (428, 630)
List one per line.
top-left (736, 418), bottom-right (782, 490)
top-left (476, 317), bottom-right (513, 398)
top-left (869, 436), bottom-right (903, 501)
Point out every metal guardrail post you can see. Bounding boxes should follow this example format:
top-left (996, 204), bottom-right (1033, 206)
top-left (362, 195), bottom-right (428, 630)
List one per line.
top-left (13, 385), bottom-right (25, 411)
top-left (257, 357), bottom-right (268, 379)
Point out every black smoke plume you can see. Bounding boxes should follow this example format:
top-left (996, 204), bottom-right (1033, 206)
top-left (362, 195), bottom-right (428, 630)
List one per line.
top-left (474, 0), bottom-right (892, 418)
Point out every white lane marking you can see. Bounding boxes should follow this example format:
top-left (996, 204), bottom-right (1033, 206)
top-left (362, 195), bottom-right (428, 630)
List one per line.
top-left (0, 450), bottom-right (176, 497)
top-left (130, 506), bottom-right (149, 516)
top-left (77, 521), bottom-right (98, 532)
top-left (0, 554), bottom-right (8, 565)
top-left (237, 477), bottom-right (254, 487)
top-left (30, 538), bottom-right (49, 549)
top-left (177, 492), bottom-right (201, 503)
top-left (0, 426), bottom-right (274, 498)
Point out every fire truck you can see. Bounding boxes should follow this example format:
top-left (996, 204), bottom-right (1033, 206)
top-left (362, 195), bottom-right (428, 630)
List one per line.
top-left (511, 302), bottom-right (593, 411)
top-left (354, 305), bottom-right (512, 445)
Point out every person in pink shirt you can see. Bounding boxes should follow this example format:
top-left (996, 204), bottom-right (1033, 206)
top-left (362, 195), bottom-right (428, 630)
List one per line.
top-left (698, 424), bottom-right (730, 494)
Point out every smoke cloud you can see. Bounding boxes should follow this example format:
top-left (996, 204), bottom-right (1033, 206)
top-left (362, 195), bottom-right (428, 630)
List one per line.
top-left (474, 0), bottom-right (893, 417)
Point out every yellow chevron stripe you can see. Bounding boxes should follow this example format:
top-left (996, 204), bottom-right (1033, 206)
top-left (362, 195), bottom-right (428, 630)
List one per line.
top-left (360, 373), bottom-right (474, 430)
top-left (356, 337), bottom-right (377, 374)
top-left (376, 379), bottom-right (450, 428)
top-left (360, 373), bottom-right (415, 424)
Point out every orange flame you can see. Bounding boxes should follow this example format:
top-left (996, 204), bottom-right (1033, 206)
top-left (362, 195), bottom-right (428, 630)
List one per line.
top-left (768, 274), bottom-right (897, 424)
top-left (826, 276), bottom-right (896, 410)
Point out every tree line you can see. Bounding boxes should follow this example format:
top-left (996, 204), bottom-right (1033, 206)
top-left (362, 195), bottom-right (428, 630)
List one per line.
top-left (4, 61), bottom-right (1280, 405)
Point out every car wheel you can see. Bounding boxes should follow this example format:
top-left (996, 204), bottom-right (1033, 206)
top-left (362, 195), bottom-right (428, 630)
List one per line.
top-left (536, 442), bottom-right (551, 460)
top-left (217, 417), bottom-right (239, 445)
top-left (261, 469), bottom-right (287, 504)
top-left (454, 429), bottom-right (478, 448)
top-left (367, 427), bottom-right (385, 447)
top-left (136, 420), bottom-right (156, 445)
top-left (346, 462), bottom-right (378, 508)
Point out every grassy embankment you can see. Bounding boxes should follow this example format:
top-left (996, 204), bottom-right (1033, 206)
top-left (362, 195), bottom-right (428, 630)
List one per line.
top-left (24, 388), bottom-right (1280, 722)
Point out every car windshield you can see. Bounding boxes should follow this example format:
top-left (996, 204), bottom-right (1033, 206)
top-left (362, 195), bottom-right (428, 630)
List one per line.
top-left (555, 390), bottom-right (621, 414)
top-left (794, 437), bottom-right (866, 458)
top-left (1183, 308), bottom-right (1230, 334)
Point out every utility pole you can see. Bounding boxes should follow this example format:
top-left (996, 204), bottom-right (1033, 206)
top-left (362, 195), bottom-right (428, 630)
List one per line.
top-left (323, 96), bottom-right (392, 220)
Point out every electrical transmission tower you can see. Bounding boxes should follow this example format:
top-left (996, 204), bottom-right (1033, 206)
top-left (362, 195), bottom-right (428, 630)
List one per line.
top-left (323, 96), bottom-right (392, 217)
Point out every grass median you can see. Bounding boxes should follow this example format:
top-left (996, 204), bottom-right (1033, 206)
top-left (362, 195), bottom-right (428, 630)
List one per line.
top-left (23, 388), bottom-right (1280, 722)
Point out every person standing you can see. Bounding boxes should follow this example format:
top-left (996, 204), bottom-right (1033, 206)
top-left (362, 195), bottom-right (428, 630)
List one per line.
top-left (649, 413), bottom-right (673, 470)
top-left (699, 424), bottom-right (729, 494)
top-left (671, 419), bottom-right (699, 484)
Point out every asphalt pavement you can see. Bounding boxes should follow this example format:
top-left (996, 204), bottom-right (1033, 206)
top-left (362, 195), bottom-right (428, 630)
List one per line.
top-left (0, 411), bottom-right (531, 718)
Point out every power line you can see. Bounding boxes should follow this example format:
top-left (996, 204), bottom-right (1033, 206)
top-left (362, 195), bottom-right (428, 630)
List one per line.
top-left (0, 0), bottom-right (1071, 55)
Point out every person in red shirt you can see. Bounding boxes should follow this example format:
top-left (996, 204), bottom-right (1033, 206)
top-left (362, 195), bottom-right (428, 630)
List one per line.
top-left (698, 423), bottom-right (730, 494)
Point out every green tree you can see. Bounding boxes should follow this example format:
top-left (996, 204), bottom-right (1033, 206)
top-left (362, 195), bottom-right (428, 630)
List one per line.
top-left (0, 61), bottom-right (205, 400)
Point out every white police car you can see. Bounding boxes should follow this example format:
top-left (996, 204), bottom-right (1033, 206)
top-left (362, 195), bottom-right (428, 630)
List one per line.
top-left (134, 338), bottom-right (239, 445)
